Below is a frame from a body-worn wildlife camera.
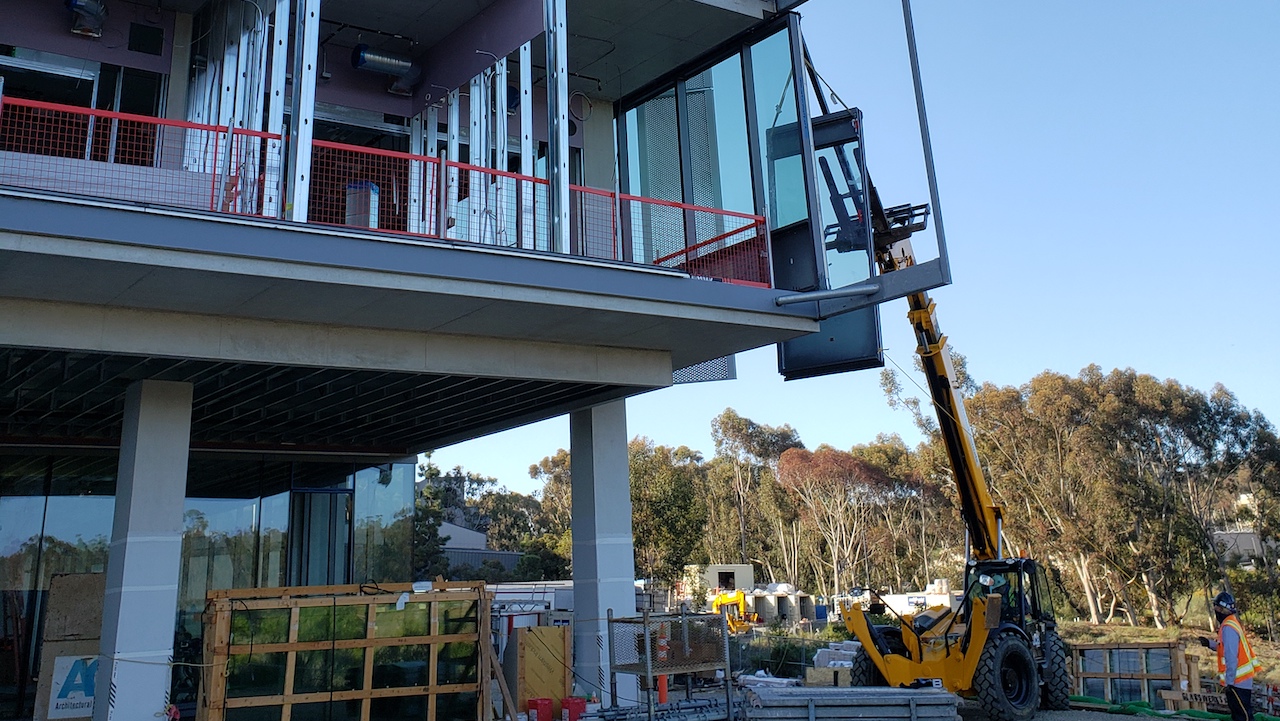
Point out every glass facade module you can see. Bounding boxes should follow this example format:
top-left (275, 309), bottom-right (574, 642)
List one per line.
top-left (354, 464), bottom-right (415, 585)
top-left (750, 30), bottom-right (807, 232)
top-left (625, 89), bottom-right (684, 263)
top-left (0, 454), bottom-right (418, 720)
top-left (686, 56), bottom-right (754, 247)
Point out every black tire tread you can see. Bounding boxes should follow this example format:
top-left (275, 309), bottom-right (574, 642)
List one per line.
top-left (973, 631), bottom-right (1040, 721)
top-left (1041, 630), bottom-right (1072, 710)
top-left (849, 645), bottom-right (887, 687)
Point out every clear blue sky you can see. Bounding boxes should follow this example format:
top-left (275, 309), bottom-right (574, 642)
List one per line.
top-left (430, 0), bottom-right (1280, 495)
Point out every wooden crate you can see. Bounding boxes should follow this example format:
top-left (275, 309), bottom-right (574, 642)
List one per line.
top-left (198, 581), bottom-right (501, 721)
top-left (1069, 641), bottom-right (1199, 711)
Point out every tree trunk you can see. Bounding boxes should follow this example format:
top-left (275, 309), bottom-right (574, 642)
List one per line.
top-left (1118, 582), bottom-right (1139, 626)
top-left (1074, 552), bottom-right (1102, 624)
top-left (1139, 570), bottom-right (1165, 629)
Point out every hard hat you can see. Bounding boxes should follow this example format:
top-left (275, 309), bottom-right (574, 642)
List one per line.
top-left (1213, 591), bottom-right (1237, 615)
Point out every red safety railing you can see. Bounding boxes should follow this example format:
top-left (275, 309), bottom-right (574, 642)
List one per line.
top-left (309, 140), bottom-right (440, 236)
top-left (0, 97), bottom-right (771, 287)
top-left (225, 128), bottom-right (284, 217)
top-left (0, 96), bottom-right (230, 212)
top-left (629, 194), bottom-right (771, 287)
top-left (441, 159), bottom-right (547, 249)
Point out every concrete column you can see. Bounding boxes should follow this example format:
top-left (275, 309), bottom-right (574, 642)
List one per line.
top-left (570, 400), bottom-right (638, 706)
top-left (94, 380), bottom-right (193, 721)
top-left (165, 14), bottom-right (193, 121)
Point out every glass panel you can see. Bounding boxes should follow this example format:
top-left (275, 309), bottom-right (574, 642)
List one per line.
top-left (436, 643), bottom-right (479, 685)
top-left (438, 599), bottom-right (478, 635)
top-left (1147, 678), bottom-right (1172, 703)
top-left (178, 496), bottom-right (259, 638)
top-left (750, 30), bottom-right (806, 230)
top-left (1110, 677), bottom-right (1143, 703)
top-left (372, 644), bottom-right (431, 688)
top-left (292, 462), bottom-right (354, 490)
top-left (225, 653), bottom-right (288, 698)
top-left (1146, 648), bottom-right (1171, 675)
top-left (374, 601), bottom-right (431, 638)
top-left (371, 695), bottom-right (428, 721)
top-left (1081, 677), bottom-right (1106, 700)
top-left (298, 604), bottom-right (367, 642)
top-left (0, 455), bottom-right (48, 719)
top-left (814, 141), bottom-right (871, 289)
top-left (1112, 649), bottom-right (1141, 674)
top-left (293, 648), bottom-right (364, 693)
top-left (436, 691), bottom-right (479, 721)
top-left (292, 701), bottom-right (362, 721)
top-left (41, 456), bottom-right (116, 587)
top-left (353, 464), bottom-right (415, 584)
top-left (684, 56), bottom-right (753, 244)
top-left (1080, 649), bottom-right (1106, 673)
top-left (258, 490), bottom-right (289, 589)
top-left (625, 89), bottom-right (684, 263)
top-left (230, 608), bottom-right (289, 645)
top-left (289, 492), bottom-right (352, 586)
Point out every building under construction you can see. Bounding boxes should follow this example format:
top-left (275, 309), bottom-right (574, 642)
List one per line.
top-left (0, 0), bottom-right (952, 718)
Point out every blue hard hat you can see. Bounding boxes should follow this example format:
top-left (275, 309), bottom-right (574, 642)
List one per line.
top-left (1213, 592), bottom-right (1236, 614)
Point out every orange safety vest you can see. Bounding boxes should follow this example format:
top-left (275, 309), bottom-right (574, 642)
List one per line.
top-left (1217, 614), bottom-right (1260, 684)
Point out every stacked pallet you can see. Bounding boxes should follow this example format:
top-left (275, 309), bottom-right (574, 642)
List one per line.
top-left (745, 687), bottom-right (960, 721)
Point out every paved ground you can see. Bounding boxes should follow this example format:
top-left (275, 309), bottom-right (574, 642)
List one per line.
top-left (959, 707), bottom-right (1119, 721)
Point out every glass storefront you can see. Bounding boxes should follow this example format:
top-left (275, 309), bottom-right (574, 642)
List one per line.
top-left (0, 453), bottom-right (417, 720)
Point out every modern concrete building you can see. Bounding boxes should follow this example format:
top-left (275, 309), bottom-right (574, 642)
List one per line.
top-left (0, 0), bottom-right (948, 717)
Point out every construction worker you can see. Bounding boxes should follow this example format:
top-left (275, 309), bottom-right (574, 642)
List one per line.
top-left (1211, 592), bottom-right (1259, 721)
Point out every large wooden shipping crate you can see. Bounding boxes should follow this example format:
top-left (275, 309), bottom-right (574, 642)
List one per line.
top-left (199, 581), bottom-right (494, 721)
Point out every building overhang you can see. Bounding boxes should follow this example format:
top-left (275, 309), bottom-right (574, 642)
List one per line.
top-left (0, 191), bottom-right (818, 456)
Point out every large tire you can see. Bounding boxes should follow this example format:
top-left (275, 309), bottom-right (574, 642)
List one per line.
top-left (849, 645), bottom-right (887, 687)
top-left (973, 631), bottom-right (1041, 721)
top-left (1040, 630), bottom-right (1072, 710)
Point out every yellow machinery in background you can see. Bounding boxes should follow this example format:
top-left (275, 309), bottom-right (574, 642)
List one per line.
top-left (711, 589), bottom-right (759, 634)
top-left (826, 204), bottom-right (1071, 720)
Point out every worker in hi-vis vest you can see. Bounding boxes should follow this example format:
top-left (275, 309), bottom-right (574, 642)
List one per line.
top-left (1201, 592), bottom-right (1260, 721)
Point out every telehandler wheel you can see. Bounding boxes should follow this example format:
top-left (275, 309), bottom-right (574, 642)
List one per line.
top-left (1040, 630), bottom-right (1072, 710)
top-left (849, 646), bottom-right (886, 687)
top-left (973, 631), bottom-right (1041, 721)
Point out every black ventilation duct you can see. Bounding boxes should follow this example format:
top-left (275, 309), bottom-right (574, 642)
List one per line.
top-left (351, 44), bottom-right (422, 96)
top-left (67, 0), bottom-right (107, 38)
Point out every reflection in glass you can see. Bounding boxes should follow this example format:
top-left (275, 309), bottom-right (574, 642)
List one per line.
top-left (436, 643), bottom-right (479, 685)
top-left (0, 456), bottom-right (48, 720)
top-left (374, 602), bottom-right (431, 638)
top-left (225, 653), bottom-right (288, 698)
top-left (298, 604), bottom-right (366, 642)
top-left (230, 608), bottom-right (289, 645)
top-left (258, 490), bottom-right (289, 589)
top-left (814, 140), bottom-right (871, 289)
top-left (293, 648), bottom-right (364, 693)
top-left (372, 644), bottom-right (431, 687)
top-left (750, 30), bottom-right (806, 230)
top-left (436, 691), bottom-right (479, 721)
top-left (625, 90), bottom-right (684, 263)
top-left (178, 496), bottom-right (259, 638)
top-left (438, 599), bottom-right (479, 635)
top-left (353, 463), bottom-right (414, 584)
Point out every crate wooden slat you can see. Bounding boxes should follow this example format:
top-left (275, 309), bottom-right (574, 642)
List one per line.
top-left (198, 581), bottom-right (492, 721)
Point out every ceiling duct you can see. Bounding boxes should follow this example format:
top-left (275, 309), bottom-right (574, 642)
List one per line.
top-left (67, 0), bottom-right (107, 38)
top-left (351, 44), bottom-right (422, 96)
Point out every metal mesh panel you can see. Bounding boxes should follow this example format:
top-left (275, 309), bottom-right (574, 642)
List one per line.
top-left (608, 614), bottom-right (728, 676)
top-left (224, 129), bottom-right (283, 217)
top-left (570, 185), bottom-right (618, 259)
top-left (0, 96), bottom-right (225, 211)
top-left (673, 355), bottom-right (737, 385)
top-left (444, 159), bottom-right (545, 246)
top-left (309, 140), bottom-right (438, 235)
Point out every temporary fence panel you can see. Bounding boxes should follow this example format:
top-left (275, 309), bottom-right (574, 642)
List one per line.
top-left (199, 581), bottom-right (493, 721)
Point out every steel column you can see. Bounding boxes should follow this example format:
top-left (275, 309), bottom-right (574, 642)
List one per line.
top-left (284, 0), bottom-right (320, 221)
top-left (519, 42), bottom-right (535, 250)
top-left (545, 0), bottom-right (570, 254)
top-left (263, 0), bottom-right (289, 217)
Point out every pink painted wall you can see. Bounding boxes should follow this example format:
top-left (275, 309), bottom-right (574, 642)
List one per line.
top-left (0, 0), bottom-right (174, 74)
